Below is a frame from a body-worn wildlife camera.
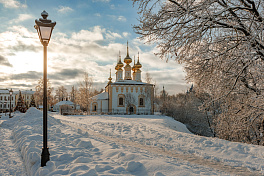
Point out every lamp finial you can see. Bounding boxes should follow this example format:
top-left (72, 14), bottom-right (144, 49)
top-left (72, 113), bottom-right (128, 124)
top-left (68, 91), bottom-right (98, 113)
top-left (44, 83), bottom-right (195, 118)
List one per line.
top-left (41, 10), bottom-right (48, 19)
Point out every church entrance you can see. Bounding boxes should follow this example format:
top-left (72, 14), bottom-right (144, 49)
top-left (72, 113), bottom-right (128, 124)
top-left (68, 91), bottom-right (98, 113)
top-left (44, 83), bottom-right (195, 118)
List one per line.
top-left (126, 105), bottom-right (136, 114)
top-left (129, 106), bottom-right (134, 114)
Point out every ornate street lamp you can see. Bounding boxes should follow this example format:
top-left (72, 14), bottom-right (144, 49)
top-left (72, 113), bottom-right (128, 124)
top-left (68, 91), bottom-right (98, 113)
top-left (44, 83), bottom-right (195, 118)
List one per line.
top-left (34, 10), bottom-right (56, 167)
top-left (9, 89), bottom-right (13, 118)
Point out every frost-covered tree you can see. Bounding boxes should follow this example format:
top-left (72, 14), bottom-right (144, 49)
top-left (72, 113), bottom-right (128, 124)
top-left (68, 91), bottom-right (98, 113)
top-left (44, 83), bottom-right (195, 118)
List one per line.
top-left (145, 71), bottom-right (153, 84)
top-left (70, 86), bottom-right (78, 110)
top-left (132, 0), bottom-right (264, 144)
top-left (14, 91), bottom-right (27, 113)
top-left (55, 85), bottom-right (68, 101)
top-left (34, 78), bottom-right (54, 108)
top-left (29, 95), bottom-right (36, 107)
top-left (125, 93), bottom-right (136, 114)
top-left (160, 89), bottom-right (214, 137)
top-left (76, 72), bottom-right (93, 112)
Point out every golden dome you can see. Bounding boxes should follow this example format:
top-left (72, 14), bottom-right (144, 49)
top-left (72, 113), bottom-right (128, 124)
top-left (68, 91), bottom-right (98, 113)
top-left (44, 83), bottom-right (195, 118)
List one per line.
top-left (132, 57), bottom-right (136, 72)
top-left (108, 69), bottom-right (112, 84)
top-left (135, 52), bottom-right (142, 69)
top-left (117, 59), bottom-right (124, 67)
top-left (132, 65), bottom-right (135, 72)
top-left (124, 55), bottom-right (132, 64)
top-left (124, 41), bottom-right (132, 64)
top-left (115, 52), bottom-right (124, 70)
top-left (135, 61), bottom-right (142, 69)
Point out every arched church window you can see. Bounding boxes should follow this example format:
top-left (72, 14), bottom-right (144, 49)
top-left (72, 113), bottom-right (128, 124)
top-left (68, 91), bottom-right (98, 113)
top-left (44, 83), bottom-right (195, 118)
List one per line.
top-left (92, 102), bottom-right (98, 112)
top-left (138, 95), bottom-right (145, 107)
top-left (139, 98), bottom-right (144, 106)
top-left (119, 97), bottom-right (123, 106)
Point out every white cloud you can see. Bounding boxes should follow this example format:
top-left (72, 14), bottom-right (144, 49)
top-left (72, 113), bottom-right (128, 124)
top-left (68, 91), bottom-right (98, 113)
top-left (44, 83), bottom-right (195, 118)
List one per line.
top-left (108, 15), bottom-right (127, 22)
top-left (10, 14), bottom-right (33, 24)
top-left (92, 0), bottom-right (110, 2)
top-left (95, 13), bottom-right (101, 17)
top-left (0, 26), bottom-right (38, 48)
top-left (117, 16), bottom-right (126, 22)
top-left (122, 32), bottom-right (130, 37)
top-left (110, 4), bottom-right (115, 9)
top-left (1, 25), bottom-right (188, 94)
top-left (106, 31), bottom-right (122, 40)
top-left (0, 0), bottom-right (27, 8)
top-left (57, 6), bottom-right (74, 14)
top-left (71, 26), bottom-right (104, 42)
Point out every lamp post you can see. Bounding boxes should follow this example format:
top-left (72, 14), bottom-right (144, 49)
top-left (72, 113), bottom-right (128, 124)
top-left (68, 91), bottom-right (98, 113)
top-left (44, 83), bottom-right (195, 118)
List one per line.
top-left (9, 89), bottom-right (13, 118)
top-left (153, 84), bottom-right (155, 115)
top-left (34, 10), bottom-right (56, 167)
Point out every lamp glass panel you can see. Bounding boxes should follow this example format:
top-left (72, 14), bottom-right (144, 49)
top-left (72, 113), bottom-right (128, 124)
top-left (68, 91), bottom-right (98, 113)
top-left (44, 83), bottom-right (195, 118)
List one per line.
top-left (39, 26), bottom-right (52, 40)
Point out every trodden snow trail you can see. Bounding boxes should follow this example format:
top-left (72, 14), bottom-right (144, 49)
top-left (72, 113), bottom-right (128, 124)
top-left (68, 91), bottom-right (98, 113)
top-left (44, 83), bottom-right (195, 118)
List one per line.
top-left (60, 119), bottom-right (261, 176)
top-left (0, 122), bottom-right (27, 176)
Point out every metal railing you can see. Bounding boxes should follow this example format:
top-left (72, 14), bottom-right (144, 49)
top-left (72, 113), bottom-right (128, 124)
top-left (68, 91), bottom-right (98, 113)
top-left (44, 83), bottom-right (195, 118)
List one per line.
top-left (90, 108), bottom-right (153, 115)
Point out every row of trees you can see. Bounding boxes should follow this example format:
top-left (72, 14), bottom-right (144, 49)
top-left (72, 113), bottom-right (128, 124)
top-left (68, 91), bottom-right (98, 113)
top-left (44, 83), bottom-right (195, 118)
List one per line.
top-left (158, 87), bottom-right (215, 137)
top-left (33, 72), bottom-right (100, 113)
top-left (14, 90), bottom-right (36, 113)
top-left (133, 0), bottom-right (264, 145)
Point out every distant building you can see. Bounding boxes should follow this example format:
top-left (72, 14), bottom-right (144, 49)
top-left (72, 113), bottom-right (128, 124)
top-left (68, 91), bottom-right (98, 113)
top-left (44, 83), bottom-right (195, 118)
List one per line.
top-left (0, 89), bottom-right (15, 112)
top-left (53, 100), bottom-right (80, 112)
top-left (90, 42), bottom-right (154, 115)
top-left (16, 89), bottom-right (35, 108)
top-left (38, 105), bottom-right (43, 111)
top-left (53, 101), bottom-right (75, 112)
top-left (0, 89), bottom-right (35, 112)
top-left (10, 89), bottom-right (35, 108)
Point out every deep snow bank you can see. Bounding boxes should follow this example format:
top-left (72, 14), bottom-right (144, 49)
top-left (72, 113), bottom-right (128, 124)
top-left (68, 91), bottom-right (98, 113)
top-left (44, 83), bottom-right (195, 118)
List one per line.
top-left (54, 113), bottom-right (264, 175)
top-left (3, 108), bottom-right (99, 175)
top-left (5, 108), bottom-right (174, 176)
top-left (2, 108), bottom-right (264, 175)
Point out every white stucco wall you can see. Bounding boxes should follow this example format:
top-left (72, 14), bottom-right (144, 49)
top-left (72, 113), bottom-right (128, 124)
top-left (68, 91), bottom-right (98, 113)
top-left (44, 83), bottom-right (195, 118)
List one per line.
top-left (89, 83), bottom-right (153, 115)
top-left (111, 84), bottom-right (153, 114)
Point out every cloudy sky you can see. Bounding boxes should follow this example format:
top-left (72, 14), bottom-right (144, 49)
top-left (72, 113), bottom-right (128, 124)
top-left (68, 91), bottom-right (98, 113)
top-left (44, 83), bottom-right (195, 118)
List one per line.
top-left (0, 0), bottom-right (190, 95)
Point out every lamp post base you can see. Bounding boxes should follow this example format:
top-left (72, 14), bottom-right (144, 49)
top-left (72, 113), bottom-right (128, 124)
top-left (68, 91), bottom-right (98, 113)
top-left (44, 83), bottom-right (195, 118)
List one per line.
top-left (41, 147), bottom-right (50, 167)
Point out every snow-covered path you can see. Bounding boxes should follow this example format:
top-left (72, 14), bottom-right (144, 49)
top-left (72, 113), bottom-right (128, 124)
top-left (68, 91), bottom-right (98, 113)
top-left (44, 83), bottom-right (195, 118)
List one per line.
top-left (61, 119), bottom-right (256, 176)
top-left (1, 108), bottom-right (264, 175)
top-left (0, 116), bottom-right (27, 176)
top-left (54, 114), bottom-right (263, 176)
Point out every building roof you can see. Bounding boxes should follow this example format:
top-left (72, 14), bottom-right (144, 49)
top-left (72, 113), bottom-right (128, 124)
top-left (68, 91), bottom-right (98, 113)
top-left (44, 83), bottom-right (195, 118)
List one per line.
top-left (111, 80), bottom-right (152, 86)
top-left (0, 89), bottom-right (10, 94)
top-left (55, 101), bottom-right (74, 106)
top-left (0, 89), bottom-right (35, 95)
top-left (20, 90), bottom-right (35, 94)
top-left (90, 91), bottom-right (108, 100)
top-left (12, 90), bottom-right (35, 95)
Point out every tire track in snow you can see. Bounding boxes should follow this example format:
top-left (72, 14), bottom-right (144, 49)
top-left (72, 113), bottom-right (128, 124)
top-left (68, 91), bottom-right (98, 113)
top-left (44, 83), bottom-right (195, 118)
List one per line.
top-left (61, 120), bottom-right (261, 176)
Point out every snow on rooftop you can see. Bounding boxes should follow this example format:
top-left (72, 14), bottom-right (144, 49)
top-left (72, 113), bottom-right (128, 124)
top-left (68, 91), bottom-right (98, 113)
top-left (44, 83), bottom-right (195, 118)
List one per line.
top-left (13, 90), bottom-right (35, 94)
top-left (55, 100), bottom-right (74, 106)
top-left (0, 89), bottom-right (10, 94)
top-left (112, 80), bottom-right (152, 85)
top-left (20, 90), bottom-right (35, 94)
top-left (90, 91), bottom-right (108, 100)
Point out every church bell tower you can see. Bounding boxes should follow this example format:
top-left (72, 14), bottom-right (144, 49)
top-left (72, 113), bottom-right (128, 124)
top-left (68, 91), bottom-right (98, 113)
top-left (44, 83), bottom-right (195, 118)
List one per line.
top-left (124, 41), bottom-right (132, 80)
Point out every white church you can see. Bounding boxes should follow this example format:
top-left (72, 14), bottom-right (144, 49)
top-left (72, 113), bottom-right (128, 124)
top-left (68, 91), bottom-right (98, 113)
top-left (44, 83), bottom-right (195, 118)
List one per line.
top-left (89, 42), bottom-right (154, 115)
